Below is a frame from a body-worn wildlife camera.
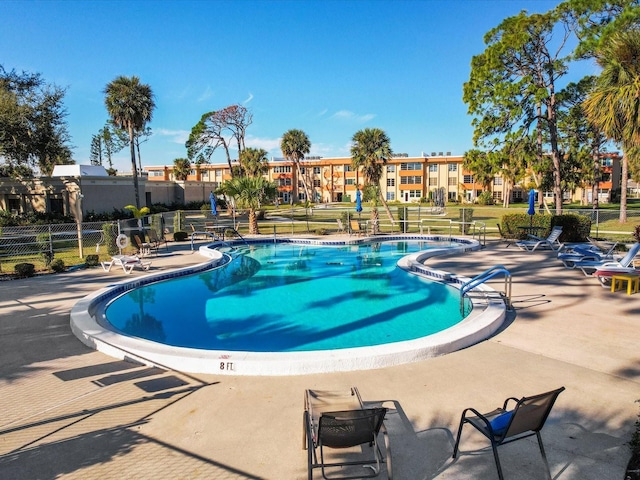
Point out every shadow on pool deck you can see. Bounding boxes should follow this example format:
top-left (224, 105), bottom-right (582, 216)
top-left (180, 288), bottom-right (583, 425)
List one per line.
top-left (0, 237), bottom-right (638, 479)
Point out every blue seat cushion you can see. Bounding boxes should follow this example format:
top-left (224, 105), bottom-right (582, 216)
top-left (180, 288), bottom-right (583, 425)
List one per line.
top-left (489, 411), bottom-right (513, 434)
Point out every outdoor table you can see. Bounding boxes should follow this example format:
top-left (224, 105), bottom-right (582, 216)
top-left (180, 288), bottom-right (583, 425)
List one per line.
top-left (611, 273), bottom-right (640, 295)
top-left (517, 226), bottom-right (546, 237)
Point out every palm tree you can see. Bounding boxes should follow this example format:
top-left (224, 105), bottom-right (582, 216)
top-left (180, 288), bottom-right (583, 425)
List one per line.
top-left (239, 147), bottom-right (269, 178)
top-left (583, 30), bottom-right (640, 223)
top-left (219, 176), bottom-right (277, 234)
top-left (172, 158), bottom-right (191, 181)
top-left (350, 128), bottom-right (394, 233)
top-left (281, 129), bottom-right (311, 203)
top-left (104, 76), bottom-right (155, 209)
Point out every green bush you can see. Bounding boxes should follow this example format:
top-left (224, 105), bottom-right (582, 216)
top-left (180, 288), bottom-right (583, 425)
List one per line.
top-left (552, 213), bottom-right (592, 242)
top-left (85, 254), bottom-right (100, 267)
top-left (500, 213), bottom-right (591, 242)
top-left (314, 228), bottom-right (328, 235)
top-left (50, 259), bottom-right (65, 273)
top-left (36, 232), bottom-right (54, 266)
top-left (477, 191), bottom-right (494, 205)
top-left (173, 231), bottom-right (188, 242)
top-left (174, 210), bottom-right (185, 232)
top-left (14, 263), bottom-right (35, 278)
top-left (102, 223), bottom-right (119, 256)
top-left (633, 225), bottom-right (640, 243)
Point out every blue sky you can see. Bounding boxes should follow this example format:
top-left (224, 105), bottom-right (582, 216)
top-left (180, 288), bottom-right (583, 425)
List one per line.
top-left (2, 0), bottom-right (595, 172)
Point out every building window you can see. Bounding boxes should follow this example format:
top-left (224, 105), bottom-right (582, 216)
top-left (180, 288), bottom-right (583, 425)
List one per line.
top-left (313, 179), bottom-right (321, 187)
top-left (493, 191), bottom-right (503, 201)
top-left (274, 166), bottom-right (292, 173)
top-left (428, 177), bottom-right (437, 186)
top-left (463, 174), bottom-right (474, 183)
top-left (401, 176), bottom-right (422, 184)
top-left (448, 191), bottom-right (457, 200)
top-left (448, 177), bottom-right (457, 186)
top-left (150, 170), bottom-right (163, 177)
top-left (387, 178), bottom-right (395, 187)
top-left (448, 164), bottom-right (457, 172)
top-left (408, 190), bottom-right (421, 199)
top-left (345, 178), bottom-right (355, 185)
top-left (344, 165), bottom-right (352, 172)
top-left (429, 164), bottom-right (438, 172)
top-left (387, 165), bottom-right (395, 173)
top-left (401, 162), bottom-right (421, 171)
top-left (279, 178), bottom-right (292, 187)
top-left (513, 190), bottom-right (523, 200)
top-left (387, 192), bottom-right (395, 201)
top-left (313, 167), bottom-right (321, 174)
top-left (494, 176), bottom-right (503, 185)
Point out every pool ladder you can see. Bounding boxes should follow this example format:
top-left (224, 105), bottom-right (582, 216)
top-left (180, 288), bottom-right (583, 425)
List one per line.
top-left (459, 265), bottom-right (512, 314)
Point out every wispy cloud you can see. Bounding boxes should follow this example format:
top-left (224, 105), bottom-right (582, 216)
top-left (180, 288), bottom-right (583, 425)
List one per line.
top-left (197, 86), bottom-right (213, 102)
top-left (317, 108), bottom-right (328, 117)
top-left (245, 134), bottom-right (281, 154)
top-left (331, 110), bottom-right (376, 123)
top-left (156, 128), bottom-right (190, 145)
top-left (243, 92), bottom-right (254, 104)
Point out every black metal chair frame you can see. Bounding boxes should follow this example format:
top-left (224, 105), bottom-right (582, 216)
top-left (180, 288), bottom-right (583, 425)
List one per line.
top-left (452, 387), bottom-right (565, 480)
top-left (303, 388), bottom-right (392, 480)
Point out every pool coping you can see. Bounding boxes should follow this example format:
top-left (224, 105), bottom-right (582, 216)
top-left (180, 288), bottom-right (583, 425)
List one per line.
top-left (70, 235), bottom-right (507, 376)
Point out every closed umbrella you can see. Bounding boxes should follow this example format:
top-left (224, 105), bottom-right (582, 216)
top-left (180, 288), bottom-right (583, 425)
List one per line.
top-left (209, 191), bottom-right (218, 216)
top-left (355, 189), bottom-right (363, 213)
top-left (527, 189), bottom-right (536, 225)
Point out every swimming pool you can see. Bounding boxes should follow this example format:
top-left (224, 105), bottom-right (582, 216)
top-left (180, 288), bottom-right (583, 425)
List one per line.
top-left (104, 241), bottom-right (470, 352)
top-left (71, 235), bottom-right (506, 375)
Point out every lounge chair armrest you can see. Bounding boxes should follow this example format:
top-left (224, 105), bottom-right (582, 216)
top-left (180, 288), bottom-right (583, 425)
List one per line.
top-left (502, 397), bottom-right (520, 410)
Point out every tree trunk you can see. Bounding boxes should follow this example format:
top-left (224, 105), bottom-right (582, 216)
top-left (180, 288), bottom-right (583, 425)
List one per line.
top-left (620, 151), bottom-right (628, 223)
top-left (249, 209), bottom-right (259, 234)
top-left (129, 125), bottom-right (140, 209)
top-left (296, 161), bottom-right (311, 203)
top-left (371, 207), bottom-right (380, 234)
top-left (377, 188), bottom-right (395, 226)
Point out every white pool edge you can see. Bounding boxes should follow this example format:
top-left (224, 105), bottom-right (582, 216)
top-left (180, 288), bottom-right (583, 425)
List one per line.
top-left (70, 235), bottom-right (507, 376)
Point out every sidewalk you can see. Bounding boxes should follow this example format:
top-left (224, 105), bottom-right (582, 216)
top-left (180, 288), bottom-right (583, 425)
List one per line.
top-left (0, 239), bottom-right (638, 479)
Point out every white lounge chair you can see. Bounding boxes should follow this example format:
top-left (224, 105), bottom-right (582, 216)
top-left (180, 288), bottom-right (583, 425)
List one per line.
top-left (101, 255), bottom-right (151, 274)
top-left (557, 238), bottom-right (618, 268)
top-left (574, 242), bottom-right (640, 277)
top-left (516, 226), bottom-right (563, 252)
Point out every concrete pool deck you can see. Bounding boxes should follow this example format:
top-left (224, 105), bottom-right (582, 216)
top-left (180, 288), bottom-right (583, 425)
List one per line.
top-left (0, 237), bottom-right (638, 479)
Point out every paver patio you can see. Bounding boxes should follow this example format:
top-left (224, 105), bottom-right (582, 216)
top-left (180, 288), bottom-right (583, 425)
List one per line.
top-left (0, 238), bottom-right (638, 479)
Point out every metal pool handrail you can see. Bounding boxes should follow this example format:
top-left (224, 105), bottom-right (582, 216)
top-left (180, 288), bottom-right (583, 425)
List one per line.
top-left (460, 265), bottom-right (512, 310)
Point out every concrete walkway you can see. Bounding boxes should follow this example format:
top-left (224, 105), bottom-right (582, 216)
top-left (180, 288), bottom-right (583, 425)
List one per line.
top-left (0, 238), bottom-right (638, 479)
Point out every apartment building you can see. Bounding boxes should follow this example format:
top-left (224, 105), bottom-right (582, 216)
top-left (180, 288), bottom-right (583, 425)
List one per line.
top-left (144, 151), bottom-right (622, 206)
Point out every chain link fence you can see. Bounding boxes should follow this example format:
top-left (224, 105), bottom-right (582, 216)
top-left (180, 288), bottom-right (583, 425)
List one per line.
top-left (1, 207), bottom-right (638, 274)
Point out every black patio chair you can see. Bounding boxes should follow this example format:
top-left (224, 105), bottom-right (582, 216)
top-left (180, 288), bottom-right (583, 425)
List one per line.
top-left (452, 386), bottom-right (565, 480)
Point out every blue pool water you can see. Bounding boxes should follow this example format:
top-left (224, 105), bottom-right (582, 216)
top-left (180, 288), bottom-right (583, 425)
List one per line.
top-left (105, 240), bottom-right (470, 352)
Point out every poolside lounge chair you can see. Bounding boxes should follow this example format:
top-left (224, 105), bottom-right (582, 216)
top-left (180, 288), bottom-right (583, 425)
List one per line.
top-left (453, 387), bottom-right (565, 480)
top-left (148, 229), bottom-right (169, 251)
top-left (134, 234), bottom-right (157, 256)
top-left (557, 238), bottom-right (618, 268)
top-left (575, 242), bottom-right (640, 277)
top-left (101, 255), bottom-right (151, 274)
top-left (496, 224), bottom-right (512, 247)
top-left (303, 387), bottom-right (392, 480)
top-left (515, 226), bottom-right (563, 252)
top-left (350, 220), bottom-right (364, 236)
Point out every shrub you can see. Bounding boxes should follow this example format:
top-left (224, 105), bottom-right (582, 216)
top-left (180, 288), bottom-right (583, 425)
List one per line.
top-left (633, 225), bottom-right (640, 243)
top-left (50, 259), bottom-right (65, 273)
top-left (314, 228), bottom-right (328, 235)
top-left (85, 254), bottom-right (100, 267)
top-left (551, 214), bottom-right (592, 242)
top-left (477, 191), bottom-right (494, 205)
top-left (102, 223), bottom-right (119, 256)
top-left (14, 263), bottom-right (35, 278)
top-left (174, 210), bottom-right (185, 233)
top-left (36, 232), bottom-right (54, 266)
top-left (173, 231), bottom-right (188, 242)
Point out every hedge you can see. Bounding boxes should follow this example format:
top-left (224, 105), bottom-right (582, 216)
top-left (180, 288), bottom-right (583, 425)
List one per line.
top-left (501, 213), bottom-right (591, 242)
